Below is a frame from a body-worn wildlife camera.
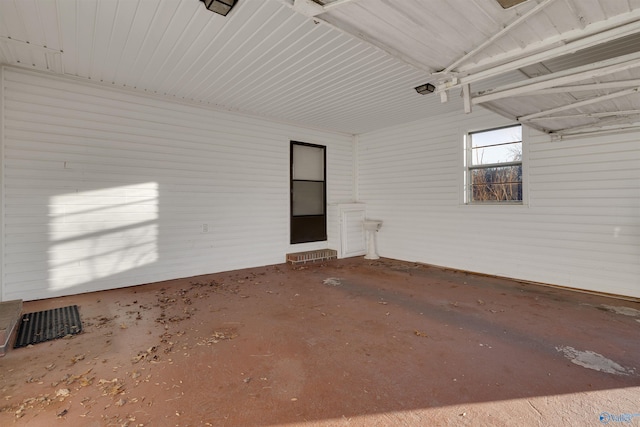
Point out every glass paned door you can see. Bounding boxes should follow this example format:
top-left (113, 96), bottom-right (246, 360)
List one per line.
top-left (291, 142), bottom-right (326, 244)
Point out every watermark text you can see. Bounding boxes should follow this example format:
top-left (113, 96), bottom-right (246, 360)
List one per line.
top-left (600, 412), bottom-right (640, 424)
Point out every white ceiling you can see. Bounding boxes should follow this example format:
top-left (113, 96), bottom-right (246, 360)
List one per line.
top-left (1, 0), bottom-right (639, 136)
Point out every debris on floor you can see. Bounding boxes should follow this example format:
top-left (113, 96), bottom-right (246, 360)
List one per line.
top-left (555, 346), bottom-right (636, 376)
top-left (131, 346), bottom-right (158, 364)
top-left (197, 329), bottom-right (238, 345)
top-left (600, 304), bottom-right (640, 317)
top-left (1, 260), bottom-right (638, 426)
top-left (323, 278), bottom-right (342, 286)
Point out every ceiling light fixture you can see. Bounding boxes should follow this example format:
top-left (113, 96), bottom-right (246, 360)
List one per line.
top-left (200, 0), bottom-right (237, 16)
top-left (415, 83), bottom-right (436, 95)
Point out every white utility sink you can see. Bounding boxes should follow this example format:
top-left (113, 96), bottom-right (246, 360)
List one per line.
top-left (363, 219), bottom-right (383, 232)
top-left (363, 219), bottom-right (383, 259)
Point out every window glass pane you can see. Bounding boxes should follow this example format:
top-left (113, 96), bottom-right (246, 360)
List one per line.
top-left (471, 125), bottom-right (522, 148)
top-left (293, 144), bottom-right (324, 180)
top-left (292, 181), bottom-right (324, 215)
top-left (471, 165), bottom-right (522, 202)
top-left (471, 141), bottom-right (522, 165)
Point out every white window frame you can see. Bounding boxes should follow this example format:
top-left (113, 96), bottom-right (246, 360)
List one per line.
top-left (463, 124), bottom-right (525, 205)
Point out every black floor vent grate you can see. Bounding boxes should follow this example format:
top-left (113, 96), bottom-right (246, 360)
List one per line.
top-left (14, 305), bottom-right (82, 348)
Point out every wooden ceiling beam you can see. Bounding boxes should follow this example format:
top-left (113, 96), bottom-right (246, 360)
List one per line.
top-left (501, 79), bottom-right (640, 96)
top-left (551, 116), bottom-right (640, 136)
top-left (518, 87), bottom-right (639, 121)
top-left (527, 109), bottom-right (640, 121)
top-left (470, 51), bottom-right (640, 104)
top-left (443, 0), bottom-right (558, 74)
top-left (456, 7), bottom-right (640, 77)
top-left (322, 0), bottom-right (363, 12)
top-left (450, 18), bottom-right (640, 94)
top-left (278, 0), bottom-right (435, 75)
top-left (291, 0), bottom-right (362, 17)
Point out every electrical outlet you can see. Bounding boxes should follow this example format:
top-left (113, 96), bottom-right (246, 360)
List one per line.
top-left (202, 224), bottom-right (209, 233)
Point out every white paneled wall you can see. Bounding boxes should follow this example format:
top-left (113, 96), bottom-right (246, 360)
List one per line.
top-left (358, 108), bottom-right (640, 298)
top-left (1, 67), bottom-right (353, 301)
top-left (2, 66), bottom-right (638, 301)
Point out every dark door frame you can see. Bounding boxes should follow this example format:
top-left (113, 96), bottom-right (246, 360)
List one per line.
top-left (290, 141), bottom-right (327, 244)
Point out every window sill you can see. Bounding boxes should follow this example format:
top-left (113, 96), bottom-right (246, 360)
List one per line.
top-left (461, 202), bottom-right (529, 209)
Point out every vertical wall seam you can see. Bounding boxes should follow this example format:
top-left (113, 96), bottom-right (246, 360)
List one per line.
top-left (0, 66), bottom-right (5, 301)
top-left (523, 124), bottom-right (533, 208)
top-left (353, 133), bottom-right (359, 202)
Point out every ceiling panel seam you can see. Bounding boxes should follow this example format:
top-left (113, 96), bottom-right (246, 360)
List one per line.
top-left (275, 0), bottom-right (433, 76)
top-left (194, 8), bottom-right (300, 102)
top-left (148, 3), bottom-right (203, 89)
top-left (220, 31), bottom-right (345, 108)
top-left (190, 1), bottom-right (284, 99)
top-left (2, 65), bottom-right (354, 137)
top-left (125, 1), bottom-right (172, 89)
top-left (245, 44), bottom-right (378, 113)
top-left (172, 1), bottom-right (266, 99)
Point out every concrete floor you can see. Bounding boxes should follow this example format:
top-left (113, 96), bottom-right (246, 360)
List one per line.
top-left (0, 258), bottom-right (639, 426)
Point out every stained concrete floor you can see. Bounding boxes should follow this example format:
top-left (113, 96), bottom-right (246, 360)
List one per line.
top-left (0, 258), bottom-right (639, 426)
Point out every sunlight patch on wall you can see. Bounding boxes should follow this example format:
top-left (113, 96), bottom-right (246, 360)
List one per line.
top-left (48, 183), bottom-right (159, 291)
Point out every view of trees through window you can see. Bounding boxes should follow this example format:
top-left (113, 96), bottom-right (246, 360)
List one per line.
top-left (468, 125), bottom-right (522, 203)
